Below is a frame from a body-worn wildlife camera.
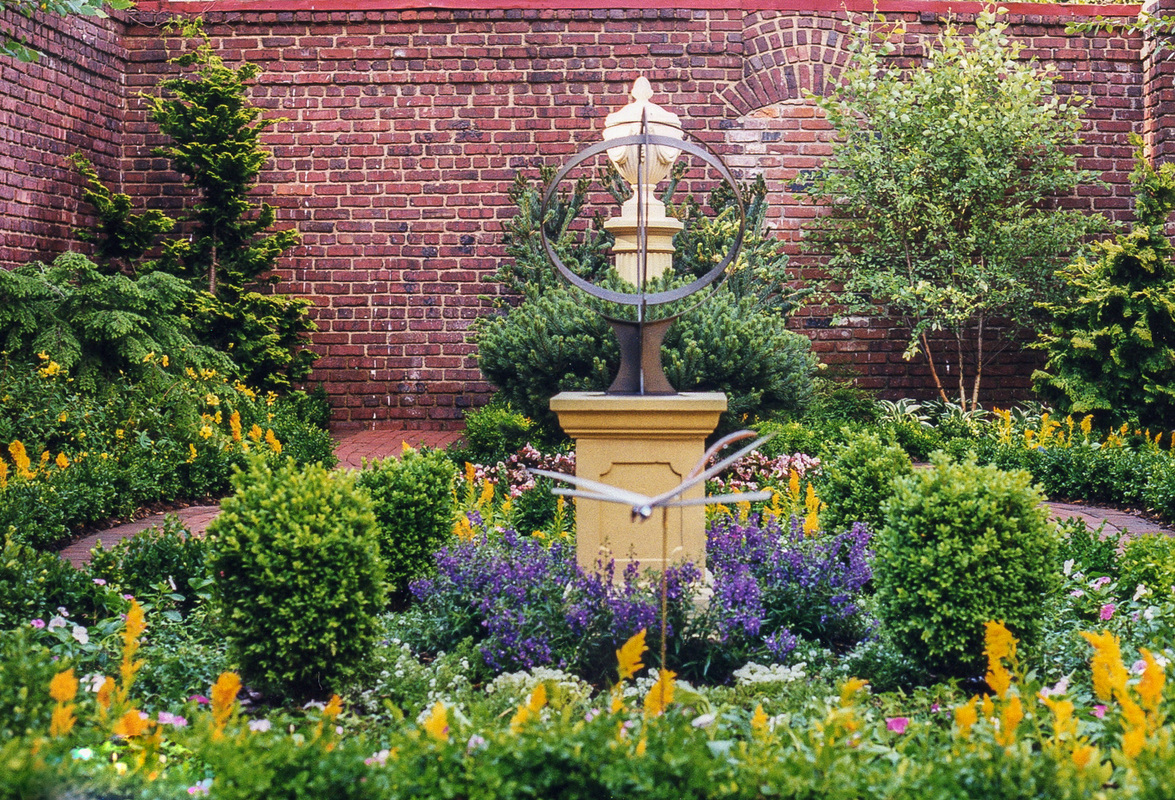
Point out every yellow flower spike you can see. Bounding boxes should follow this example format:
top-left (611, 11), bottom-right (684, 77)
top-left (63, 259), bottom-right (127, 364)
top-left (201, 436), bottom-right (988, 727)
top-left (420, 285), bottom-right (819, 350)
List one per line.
top-left (55, 452), bottom-right (68, 469)
top-left (453, 516), bottom-right (474, 542)
top-left (49, 702), bottom-right (76, 737)
top-left (401, 441), bottom-right (415, 454)
top-left (803, 483), bottom-right (821, 535)
top-left (161, 355), bottom-right (169, 368)
top-left (643, 670), bottom-right (676, 717)
top-left (735, 494), bottom-right (751, 524)
top-left (49, 669), bottom-right (78, 703)
top-left (1137, 649), bottom-right (1165, 714)
top-left (509, 705), bottom-right (530, 733)
top-left (610, 691), bottom-right (625, 714)
top-left (1071, 743), bottom-right (1098, 771)
top-left (954, 696), bottom-right (978, 740)
top-left (229, 411), bottom-right (242, 442)
top-left (510, 685), bottom-right (546, 734)
top-left (616, 629), bottom-right (647, 682)
top-left (1040, 695), bottom-right (1077, 740)
top-left (58, 411), bottom-right (68, 423)
top-left (422, 701), bottom-right (449, 742)
top-left (9, 440), bottom-right (32, 479)
top-left (324, 695), bottom-right (343, 719)
top-left (464, 461), bottom-right (476, 488)
top-left (0, 459), bottom-right (8, 489)
top-left (39, 451), bottom-right (50, 465)
top-left (477, 479), bottom-right (494, 509)
top-left (248, 424), bottom-right (263, 442)
top-left (788, 468), bottom-right (800, 500)
top-left (767, 489), bottom-right (783, 522)
top-left (981, 695), bottom-right (995, 722)
top-left (112, 709), bottom-right (151, 738)
top-left (1080, 415), bottom-right (1093, 437)
top-left (198, 425), bottom-right (213, 440)
top-left (210, 672), bottom-right (242, 740)
top-left (839, 677), bottom-right (868, 706)
top-left (1080, 630), bottom-right (1129, 702)
top-left (96, 676), bottom-right (116, 712)
top-left (265, 429), bottom-right (282, 455)
top-left (995, 694), bottom-right (1023, 747)
top-left (1120, 695), bottom-right (1147, 759)
top-left (635, 736), bottom-right (647, 756)
top-left (187, 444), bottom-right (197, 463)
top-left (984, 621), bottom-right (1016, 699)
top-left (750, 704), bottom-right (769, 737)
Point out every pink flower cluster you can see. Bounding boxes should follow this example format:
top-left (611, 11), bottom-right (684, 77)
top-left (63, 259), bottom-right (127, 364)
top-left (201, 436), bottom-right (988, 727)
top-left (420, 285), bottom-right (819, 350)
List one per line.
top-left (710, 451), bottom-right (821, 494)
top-left (475, 445), bottom-right (577, 499)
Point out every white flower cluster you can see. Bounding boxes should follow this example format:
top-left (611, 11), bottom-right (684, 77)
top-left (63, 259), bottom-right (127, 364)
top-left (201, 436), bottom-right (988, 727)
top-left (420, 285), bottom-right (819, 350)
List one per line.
top-left (486, 666), bottom-right (591, 705)
top-left (731, 661), bottom-right (807, 686)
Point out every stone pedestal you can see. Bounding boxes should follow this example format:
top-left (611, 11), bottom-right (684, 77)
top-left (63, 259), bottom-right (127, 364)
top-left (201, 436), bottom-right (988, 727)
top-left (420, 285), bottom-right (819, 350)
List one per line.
top-left (550, 391), bottom-right (726, 573)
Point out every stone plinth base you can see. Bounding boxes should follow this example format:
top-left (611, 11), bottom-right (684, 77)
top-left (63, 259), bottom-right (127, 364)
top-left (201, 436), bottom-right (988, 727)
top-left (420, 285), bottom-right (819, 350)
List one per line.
top-left (550, 391), bottom-right (726, 574)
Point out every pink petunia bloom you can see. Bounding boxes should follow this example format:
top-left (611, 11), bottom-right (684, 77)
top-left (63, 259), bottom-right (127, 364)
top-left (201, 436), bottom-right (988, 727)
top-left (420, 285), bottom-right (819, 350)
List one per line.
top-left (886, 717), bottom-right (910, 734)
top-left (188, 695), bottom-right (210, 705)
top-left (30, 619), bottom-right (45, 629)
top-left (1099, 604), bottom-right (1116, 621)
top-left (1092, 705), bottom-right (1108, 719)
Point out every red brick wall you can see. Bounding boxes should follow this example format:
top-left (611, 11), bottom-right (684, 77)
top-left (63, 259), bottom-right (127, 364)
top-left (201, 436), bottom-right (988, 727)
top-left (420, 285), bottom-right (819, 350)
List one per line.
top-left (0, 8), bottom-right (126, 264)
top-left (0, 1), bottom-right (1159, 425)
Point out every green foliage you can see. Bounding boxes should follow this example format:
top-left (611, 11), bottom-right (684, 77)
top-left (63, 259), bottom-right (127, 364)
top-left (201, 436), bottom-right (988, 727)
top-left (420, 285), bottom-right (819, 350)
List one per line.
top-left (475, 288), bottom-right (616, 435)
top-left (478, 286), bottom-right (816, 436)
top-left (1033, 138), bottom-right (1175, 430)
top-left (818, 430), bottom-right (911, 532)
top-left (478, 166), bottom-right (816, 436)
top-left (0, 539), bottom-right (106, 630)
top-left (0, 628), bottom-right (60, 741)
top-left (68, 155), bottom-right (177, 275)
top-left (1055, 517), bottom-right (1119, 580)
top-left (355, 448), bottom-right (455, 594)
top-left (207, 457), bottom-right (386, 700)
top-left (453, 400), bottom-right (540, 465)
top-left (1143, 456), bottom-right (1175, 520)
top-left (0, 252), bottom-right (228, 392)
top-left (807, 377), bottom-right (879, 425)
top-left (87, 515), bottom-right (209, 610)
top-left (1118, 533), bottom-right (1175, 596)
top-left (0, 356), bottom-right (333, 550)
top-left (0, 0), bottom-right (131, 61)
top-left (808, 9), bottom-right (1103, 409)
top-left (496, 167), bottom-right (616, 299)
top-left (751, 418), bottom-right (856, 460)
top-left (67, 20), bottom-right (316, 392)
top-left (874, 454), bottom-right (1059, 677)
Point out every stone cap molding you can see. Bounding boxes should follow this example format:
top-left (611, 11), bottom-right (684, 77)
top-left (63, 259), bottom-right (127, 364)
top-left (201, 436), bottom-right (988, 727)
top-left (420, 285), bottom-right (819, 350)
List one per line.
top-left (134, 0), bottom-right (1142, 16)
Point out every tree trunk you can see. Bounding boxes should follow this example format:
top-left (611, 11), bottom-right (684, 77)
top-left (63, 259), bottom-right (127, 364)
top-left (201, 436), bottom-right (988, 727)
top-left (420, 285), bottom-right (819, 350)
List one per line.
top-left (970, 314), bottom-right (984, 411)
top-left (921, 332), bottom-right (950, 404)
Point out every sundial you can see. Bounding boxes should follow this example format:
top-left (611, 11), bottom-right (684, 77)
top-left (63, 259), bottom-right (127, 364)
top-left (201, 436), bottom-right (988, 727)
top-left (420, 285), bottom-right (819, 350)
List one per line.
top-left (542, 78), bottom-right (759, 574)
top-left (539, 76), bottom-right (747, 395)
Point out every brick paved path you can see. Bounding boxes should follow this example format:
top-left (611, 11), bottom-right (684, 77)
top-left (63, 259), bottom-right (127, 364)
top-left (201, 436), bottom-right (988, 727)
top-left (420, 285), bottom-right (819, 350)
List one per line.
top-left (59, 426), bottom-right (1169, 567)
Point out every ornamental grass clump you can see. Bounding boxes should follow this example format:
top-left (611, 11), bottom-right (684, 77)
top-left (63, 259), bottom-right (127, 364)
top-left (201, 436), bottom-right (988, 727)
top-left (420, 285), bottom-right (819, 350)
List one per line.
top-left (875, 454), bottom-right (1059, 679)
top-left (207, 457), bottom-right (385, 701)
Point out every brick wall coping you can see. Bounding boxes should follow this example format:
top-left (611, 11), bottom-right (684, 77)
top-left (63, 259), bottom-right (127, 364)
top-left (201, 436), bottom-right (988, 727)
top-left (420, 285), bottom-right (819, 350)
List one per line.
top-left (133, 0), bottom-right (1142, 17)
